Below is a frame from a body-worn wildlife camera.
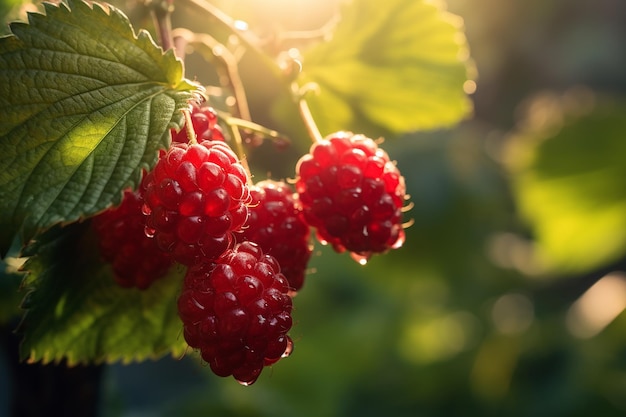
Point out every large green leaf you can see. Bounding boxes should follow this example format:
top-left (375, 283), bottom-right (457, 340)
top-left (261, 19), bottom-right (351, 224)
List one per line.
top-left (300, 0), bottom-right (475, 136)
top-left (18, 222), bottom-right (187, 365)
top-left (505, 92), bottom-right (626, 274)
top-left (0, 0), bottom-right (199, 256)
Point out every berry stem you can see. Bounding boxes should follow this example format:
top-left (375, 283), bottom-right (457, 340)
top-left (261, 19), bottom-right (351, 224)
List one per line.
top-left (171, 28), bottom-right (251, 121)
top-left (183, 109), bottom-right (198, 144)
top-left (220, 113), bottom-right (290, 147)
top-left (224, 122), bottom-right (253, 184)
top-left (295, 83), bottom-right (323, 143)
top-left (180, 0), bottom-right (273, 71)
top-left (272, 15), bottom-right (340, 48)
top-left (150, 0), bottom-right (175, 51)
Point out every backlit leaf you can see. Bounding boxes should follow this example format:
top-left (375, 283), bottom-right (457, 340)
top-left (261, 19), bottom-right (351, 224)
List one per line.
top-left (300, 0), bottom-right (475, 136)
top-left (0, 0), bottom-right (200, 255)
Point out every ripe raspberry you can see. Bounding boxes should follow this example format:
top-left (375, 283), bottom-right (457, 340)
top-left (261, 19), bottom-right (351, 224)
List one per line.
top-left (237, 180), bottom-right (312, 293)
top-left (295, 131), bottom-right (407, 262)
top-left (171, 105), bottom-right (225, 144)
top-left (142, 140), bottom-right (251, 266)
top-left (178, 241), bottom-right (294, 385)
top-left (92, 181), bottom-right (174, 289)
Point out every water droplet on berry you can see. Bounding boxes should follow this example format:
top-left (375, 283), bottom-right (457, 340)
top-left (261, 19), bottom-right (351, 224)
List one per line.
top-left (282, 336), bottom-right (294, 358)
top-left (350, 252), bottom-right (370, 265)
top-left (144, 226), bottom-right (155, 238)
top-left (391, 230), bottom-right (406, 249)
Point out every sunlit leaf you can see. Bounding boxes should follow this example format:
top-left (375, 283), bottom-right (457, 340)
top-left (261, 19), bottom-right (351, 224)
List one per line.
top-left (18, 222), bottom-right (187, 365)
top-left (300, 0), bottom-right (475, 136)
top-left (0, 0), bottom-right (199, 255)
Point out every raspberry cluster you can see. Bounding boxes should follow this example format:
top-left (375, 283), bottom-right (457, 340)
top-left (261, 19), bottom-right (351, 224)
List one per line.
top-left (178, 241), bottom-right (293, 385)
top-left (92, 107), bottom-right (408, 385)
top-left (295, 131), bottom-right (407, 262)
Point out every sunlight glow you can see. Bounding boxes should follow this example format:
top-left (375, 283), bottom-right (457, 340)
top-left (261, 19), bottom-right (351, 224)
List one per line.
top-left (463, 80), bottom-right (477, 94)
top-left (233, 20), bottom-right (249, 31)
top-left (399, 311), bottom-right (479, 364)
top-left (566, 272), bottom-right (626, 339)
top-left (491, 293), bottom-right (534, 335)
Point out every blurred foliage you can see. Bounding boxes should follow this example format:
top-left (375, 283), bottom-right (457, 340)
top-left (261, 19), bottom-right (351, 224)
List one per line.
top-left (505, 91), bottom-right (626, 275)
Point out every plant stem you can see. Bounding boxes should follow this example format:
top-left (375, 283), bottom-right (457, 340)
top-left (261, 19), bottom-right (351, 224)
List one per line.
top-left (179, 0), bottom-right (315, 147)
top-left (171, 28), bottom-right (251, 120)
top-left (220, 114), bottom-right (289, 145)
top-left (296, 87), bottom-right (323, 143)
top-left (225, 123), bottom-right (253, 184)
top-left (183, 109), bottom-right (197, 144)
top-left (150, 0), bottom-right (175, 51)
top-left (181, 0), bottom-right (263, 57)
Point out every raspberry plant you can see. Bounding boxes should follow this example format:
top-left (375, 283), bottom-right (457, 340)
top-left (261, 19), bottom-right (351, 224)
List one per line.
top-left (0, 0), bottom-right (474, 386)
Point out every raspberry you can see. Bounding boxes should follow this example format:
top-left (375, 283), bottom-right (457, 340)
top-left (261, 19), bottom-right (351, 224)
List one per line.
top-left (178, 241), bottom-right (294, 385)
top-left (237, 180), bottom-right (312, 293)
top-left (142, 140), bottom-right (251, 266)
top-left (171, 105), bottom-right (225, 144)
top-left (92, 180), bottom-right (174, 289)
top-left (295, 131), bottom-right (407, 262)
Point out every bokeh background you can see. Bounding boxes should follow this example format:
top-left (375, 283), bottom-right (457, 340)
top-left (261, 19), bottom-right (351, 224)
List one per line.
top-left (2, 0), bottom-right (626, 416)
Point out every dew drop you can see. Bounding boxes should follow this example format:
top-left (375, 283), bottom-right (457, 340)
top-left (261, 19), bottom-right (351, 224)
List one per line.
top-left (144, 226), bottom-right (156, 238)
top-left (237, 379), bottom-right (252, 387)
top-left (350, 252), bottom-right (370, 265)
top-left (282, 336), bottom-right (294, 358)
top-left (141, 203), bottom-right (152, 216)
top-left (391, 231), bottom-right (406, 249)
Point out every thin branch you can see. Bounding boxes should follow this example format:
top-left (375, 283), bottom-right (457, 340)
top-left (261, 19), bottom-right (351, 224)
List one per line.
top-left (172, 28), bottom-right (251, 120)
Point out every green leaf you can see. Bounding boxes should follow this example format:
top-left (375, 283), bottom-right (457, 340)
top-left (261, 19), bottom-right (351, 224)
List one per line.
top-left (505, 91), bottom-right (626, 274)
top-left (18, 222), bottom-right (187, 365)
top-left (0, 0), bottom-right (199, 255)
top-left (299, 0), bottom-right (475, 136)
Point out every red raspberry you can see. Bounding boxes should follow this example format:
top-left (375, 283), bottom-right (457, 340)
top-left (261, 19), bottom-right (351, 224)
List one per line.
top-left (295, 131), bottom-right (407, 262)
top-left (178, 241), bottom-right (294, 385)
top-left (92, 181), bottom-right (174, 289)
top-left (237, 180), bottom-right (312, 293)
top-left (142, 141), bottom-right (251, 266)
top-left (171, 105), bottom-right (225, 144)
